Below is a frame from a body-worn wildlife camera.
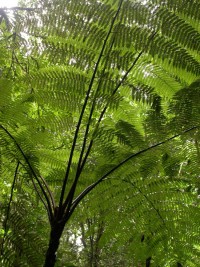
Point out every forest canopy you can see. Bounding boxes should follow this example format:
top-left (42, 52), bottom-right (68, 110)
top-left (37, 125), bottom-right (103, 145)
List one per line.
top-left (0, 0), bottom-right (200, 266)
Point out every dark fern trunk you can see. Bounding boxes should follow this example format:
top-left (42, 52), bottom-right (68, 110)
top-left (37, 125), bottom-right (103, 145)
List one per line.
top-left (146, 256), bottom-right (151, 267)
top-left (43, 221), bottom-right (65, 267)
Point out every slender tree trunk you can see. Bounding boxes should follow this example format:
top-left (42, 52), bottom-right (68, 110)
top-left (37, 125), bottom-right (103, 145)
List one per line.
top-left (43, 221), bottom-right (65, 267)
top-left (146, 256), bottom-right (151, 267)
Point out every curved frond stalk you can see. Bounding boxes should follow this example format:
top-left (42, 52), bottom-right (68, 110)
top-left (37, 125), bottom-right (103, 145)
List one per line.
top-left (61, 34), bottom-right (117, 214)
top-left (70, 126), bottom-right (199, 215)
top-left (78, 32), bottom-right (156, 178)
top-left (122, 179), bottom-right (166, 226)
top-left (59, 0), bottom-right (124, 213)
top-left (0, 125), bottom-right (54, 222)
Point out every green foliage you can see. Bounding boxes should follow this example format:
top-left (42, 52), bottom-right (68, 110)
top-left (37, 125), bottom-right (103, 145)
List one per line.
top-left (0, 0), bottom-right (199, 266)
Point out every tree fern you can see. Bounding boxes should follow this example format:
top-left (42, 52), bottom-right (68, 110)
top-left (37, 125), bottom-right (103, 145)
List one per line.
top-left (0, 0), bottom-right (199, 266)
